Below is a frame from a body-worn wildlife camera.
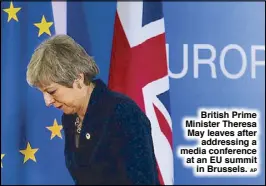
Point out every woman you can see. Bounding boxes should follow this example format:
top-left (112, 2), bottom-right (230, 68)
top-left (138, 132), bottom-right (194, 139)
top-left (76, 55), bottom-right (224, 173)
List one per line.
top-left (26, 34), bottom-right (160, 185)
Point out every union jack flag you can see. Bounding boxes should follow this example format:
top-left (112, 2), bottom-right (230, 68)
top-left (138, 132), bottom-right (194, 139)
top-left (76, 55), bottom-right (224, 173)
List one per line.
top-left (108, 2), bottom-right (173, 185)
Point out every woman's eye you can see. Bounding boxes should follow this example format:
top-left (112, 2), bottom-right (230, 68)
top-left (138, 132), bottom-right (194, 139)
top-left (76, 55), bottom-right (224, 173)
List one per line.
top-left (48, 90), bottom-right (56, 95)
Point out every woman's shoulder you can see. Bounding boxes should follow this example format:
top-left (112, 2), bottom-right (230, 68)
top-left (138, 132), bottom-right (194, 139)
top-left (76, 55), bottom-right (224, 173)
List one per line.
top-left (108, 90), bottom-right (149, 123)
top-left (108, 91), bottom-right (141, 113)
top-left (93, 79), bottom-right (141, 114)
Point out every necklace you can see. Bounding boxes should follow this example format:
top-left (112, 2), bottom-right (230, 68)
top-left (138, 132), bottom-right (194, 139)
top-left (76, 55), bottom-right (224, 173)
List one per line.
top-left (75, 116), bottom-right (82, 134)
top-left (74, 83), bottom-right (94, 134)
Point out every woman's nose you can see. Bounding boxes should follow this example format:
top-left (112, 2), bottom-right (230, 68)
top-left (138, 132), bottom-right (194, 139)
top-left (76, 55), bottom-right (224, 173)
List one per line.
top-left (43, 93), bottom-right (55, 107)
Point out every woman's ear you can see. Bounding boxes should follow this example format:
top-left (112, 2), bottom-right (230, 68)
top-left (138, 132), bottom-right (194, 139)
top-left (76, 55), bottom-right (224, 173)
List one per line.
top-left (73, 73), bottom-right (85, 89)
top-left (77, 82), bottom-right (82, 89)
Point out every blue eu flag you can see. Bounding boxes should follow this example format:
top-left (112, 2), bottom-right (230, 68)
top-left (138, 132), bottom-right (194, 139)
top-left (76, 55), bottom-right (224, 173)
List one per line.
top-left (1, 2), bottom-right (73, 184)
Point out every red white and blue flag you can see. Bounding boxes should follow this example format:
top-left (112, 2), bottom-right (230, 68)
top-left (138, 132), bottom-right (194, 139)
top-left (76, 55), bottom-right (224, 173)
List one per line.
top-left (108, 2), bottom-right (173, 185)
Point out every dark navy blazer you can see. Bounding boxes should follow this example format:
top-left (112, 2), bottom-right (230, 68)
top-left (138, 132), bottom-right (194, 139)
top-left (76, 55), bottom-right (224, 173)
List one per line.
top-left (61, 79), bottom-right (160, 185)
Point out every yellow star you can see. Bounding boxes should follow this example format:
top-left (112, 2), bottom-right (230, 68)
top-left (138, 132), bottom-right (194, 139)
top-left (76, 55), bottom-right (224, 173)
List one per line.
top-left (2, 2), bottom-right (21, 22)
top-left (46, 119), bottom-right (63, 140)
top-left (34, 15), bottom-right (53, 37)
top-left (19, 142), bottom-right (39, 163)
top-left (1, 154), bottom-right (5, 168)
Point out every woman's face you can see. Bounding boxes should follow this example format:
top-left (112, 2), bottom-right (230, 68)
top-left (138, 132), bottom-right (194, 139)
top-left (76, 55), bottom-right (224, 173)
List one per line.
top-left (39, 82), bottom-right (84, 114)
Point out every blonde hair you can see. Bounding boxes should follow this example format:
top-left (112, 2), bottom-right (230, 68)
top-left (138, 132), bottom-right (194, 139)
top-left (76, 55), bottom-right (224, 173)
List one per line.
top-left (26, 34), bottom-right (99, 88)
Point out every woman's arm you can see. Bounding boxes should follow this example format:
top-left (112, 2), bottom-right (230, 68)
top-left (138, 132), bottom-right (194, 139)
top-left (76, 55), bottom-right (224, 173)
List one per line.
top-left (116, 99), bottom-right (160, 185)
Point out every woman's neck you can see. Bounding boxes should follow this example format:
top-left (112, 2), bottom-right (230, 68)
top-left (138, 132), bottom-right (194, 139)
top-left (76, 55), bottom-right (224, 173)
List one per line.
top-left (77, 83), bottom-right (95, 121)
